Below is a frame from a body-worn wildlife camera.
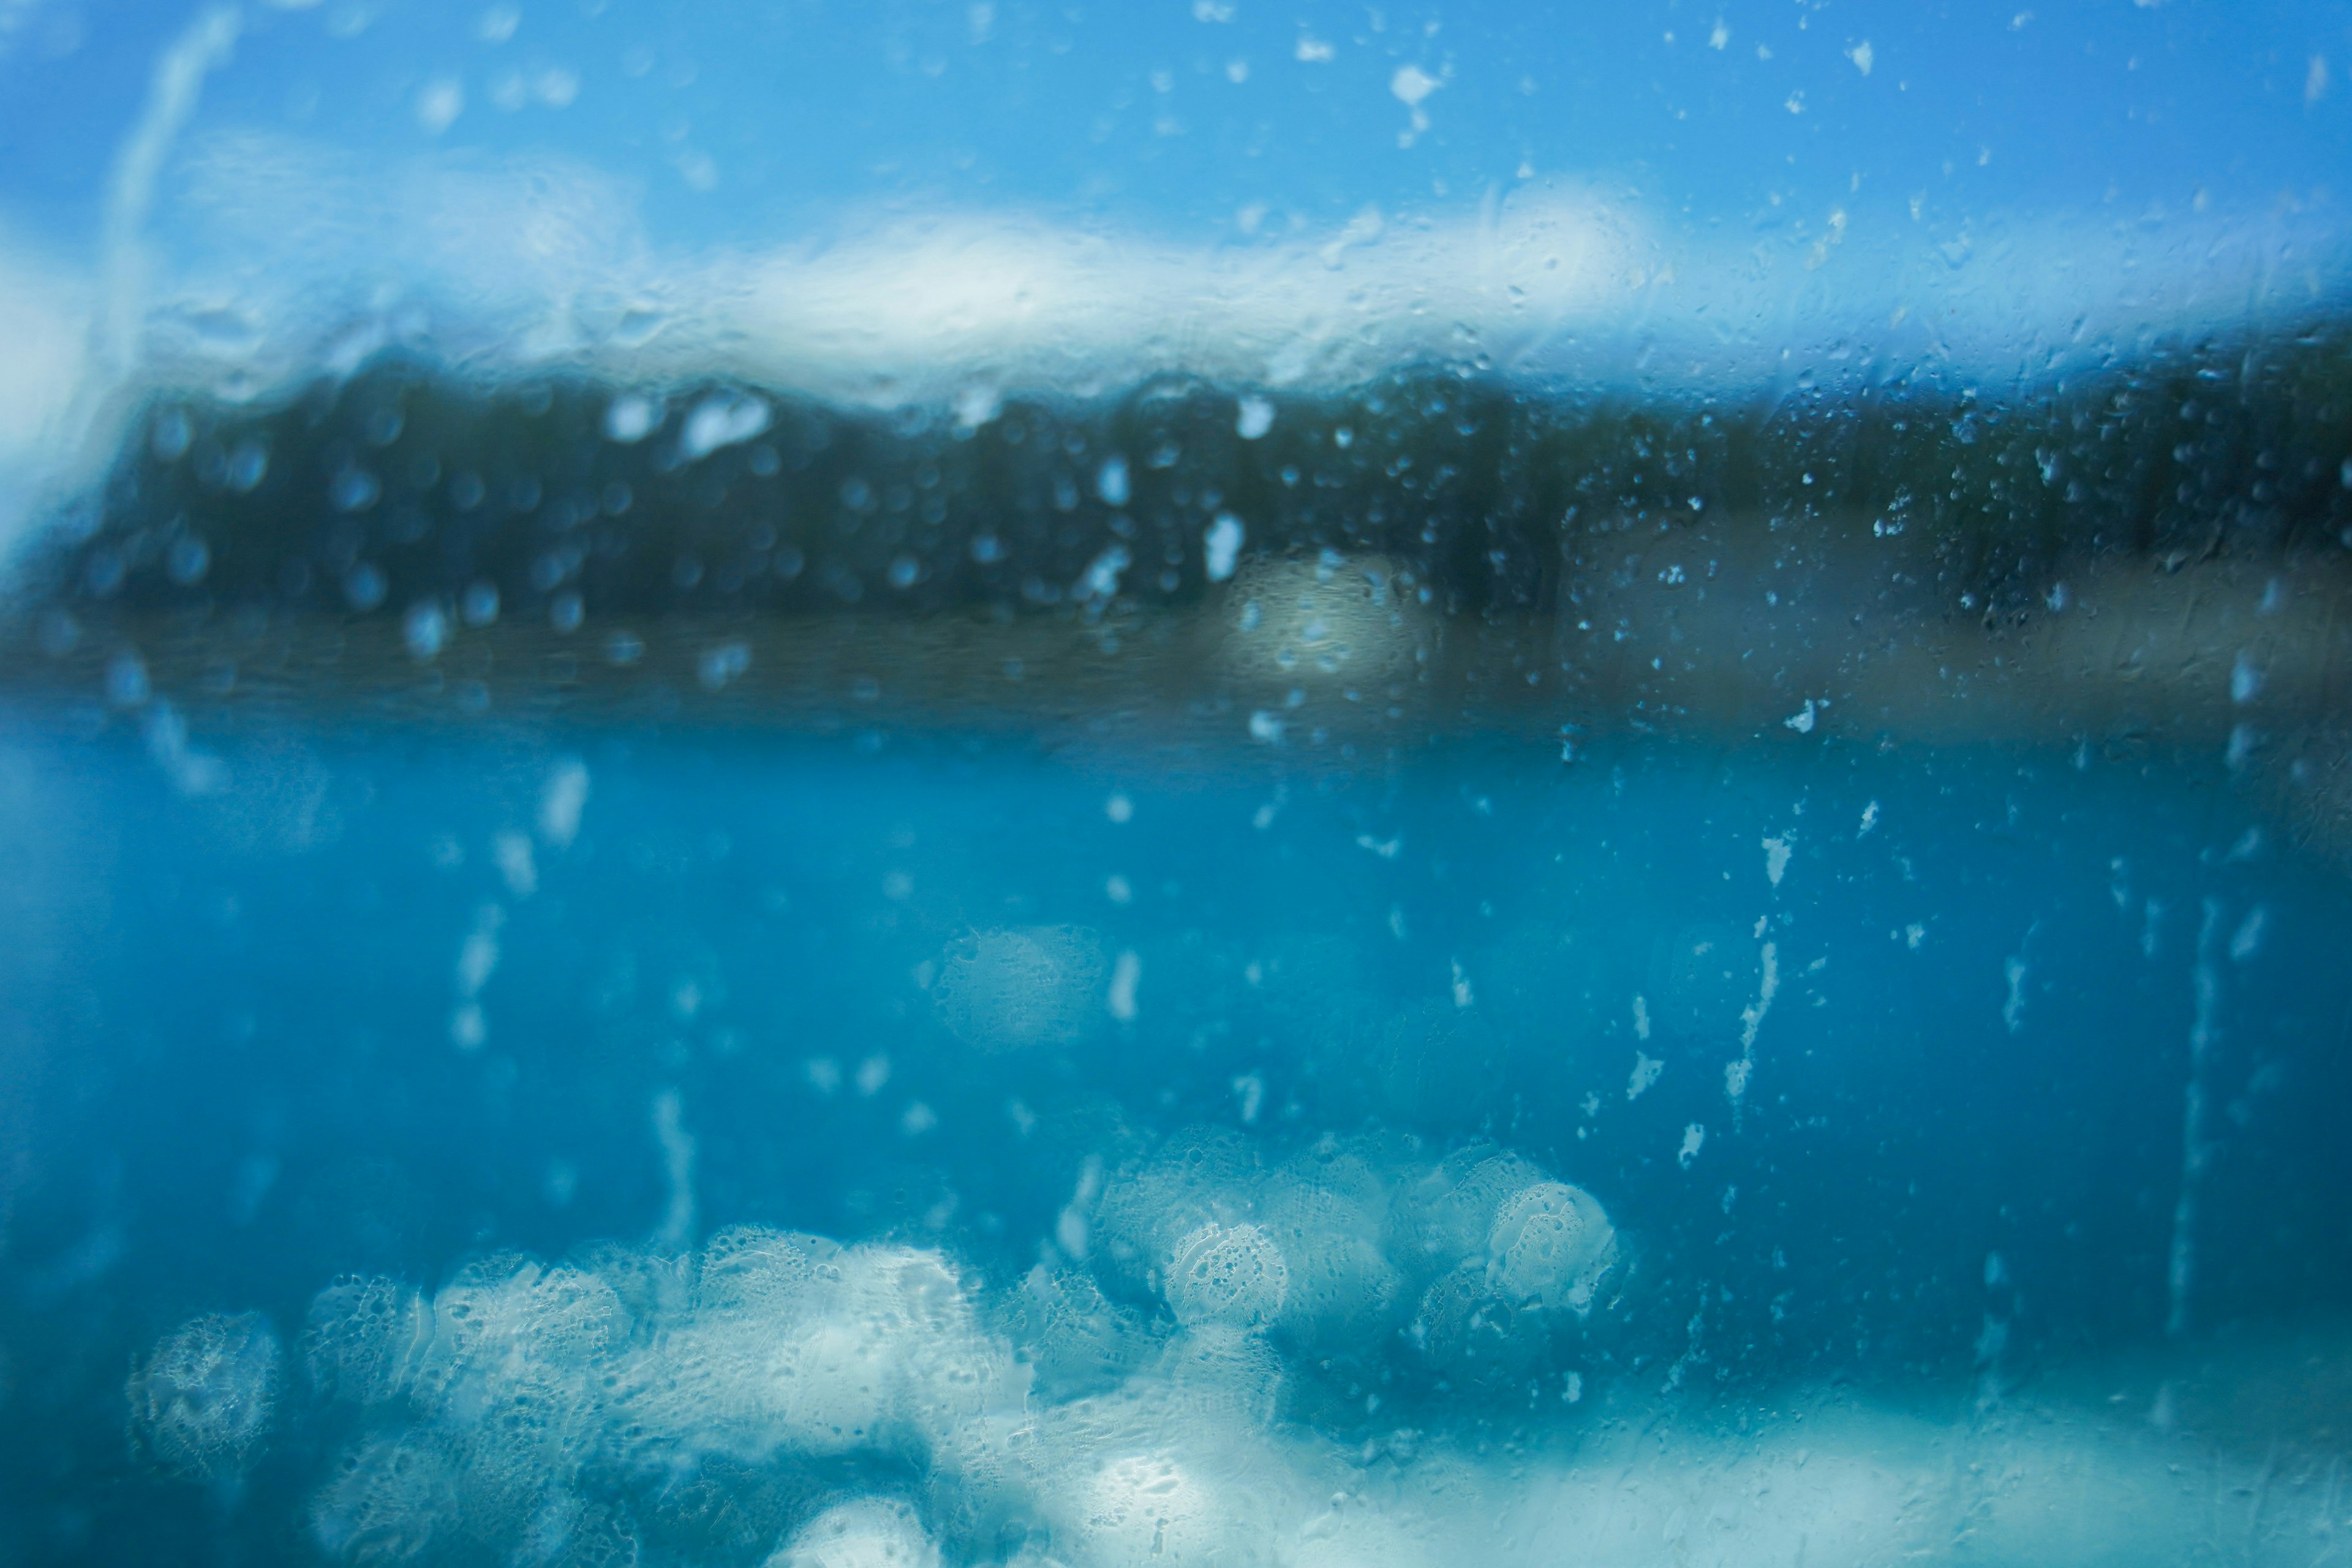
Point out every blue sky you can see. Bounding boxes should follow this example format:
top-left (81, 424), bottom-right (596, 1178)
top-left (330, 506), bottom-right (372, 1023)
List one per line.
top-left (6, 0), bottom-right (2349, 251)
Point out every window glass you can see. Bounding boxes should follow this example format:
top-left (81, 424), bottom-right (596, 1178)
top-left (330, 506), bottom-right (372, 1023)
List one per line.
top-left (3, 4), bottom-right (2351, 1564)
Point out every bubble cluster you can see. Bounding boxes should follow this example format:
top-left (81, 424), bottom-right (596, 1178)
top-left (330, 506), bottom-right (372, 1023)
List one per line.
top-left (1090, 1126), bottom-right (1259, 1292)
top-left (130, 1126), bottom-right (1628, 1567)
top-left (1089, 1131), bottom-right (1618, 1392)
top-left (303, 1275), bottom-right (432, 1405)
top-left (622, 1231), bottom-right (1011, 1466)
top-left (1485, 1180), bottom-right (1616, 1312)
top-left (310, 1430), bottom-right (462, 1563)
top-left (297, 1229), bottom-right (1012, 1566)
top-left (127, 1310), bottom-right (282, 1479)
top-left (932, 926), bottom-right (1106, 1051)
top-left (1006, 1265), bottom-right (1154, 1402)
top-left (1255, 1155), bottom-right (1399, 1347)
top-left (159, 1126), bottom-right (2283, 1568)
top-left (1164, 1223), bottom-right (1289, 1329)
top-left (1389, 1148), bottom-right (1547, 1272)
top-left (978, 1336), bottom-right (1292, 1568)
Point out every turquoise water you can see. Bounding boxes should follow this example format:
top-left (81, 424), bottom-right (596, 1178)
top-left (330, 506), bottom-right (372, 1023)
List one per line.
top-left (3, 688), bottom-right (2350, 1562)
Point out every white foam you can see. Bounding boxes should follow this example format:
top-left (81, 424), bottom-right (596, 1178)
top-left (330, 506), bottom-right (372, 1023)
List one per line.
top-left (767, 1498), bottom-right (940, 1568)
top-left (127, 1309), bottom-right (282, 1479)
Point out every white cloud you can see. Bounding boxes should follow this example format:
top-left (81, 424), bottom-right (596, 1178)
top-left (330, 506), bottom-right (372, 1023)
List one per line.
top-left (415, 75), bottom-right (465, 135)
top-left (0, 233), bottom-right (96, 552)
top-left (0, 113), bottom-right (2334, 556)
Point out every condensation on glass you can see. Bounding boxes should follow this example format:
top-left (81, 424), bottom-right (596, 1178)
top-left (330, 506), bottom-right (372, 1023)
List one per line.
top-left (1, 4), bottom-right (2350, 1566)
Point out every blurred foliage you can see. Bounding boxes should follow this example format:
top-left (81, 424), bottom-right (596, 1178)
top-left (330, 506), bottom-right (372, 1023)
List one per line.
top-left (27, 317), bottom-right (2352, 627)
